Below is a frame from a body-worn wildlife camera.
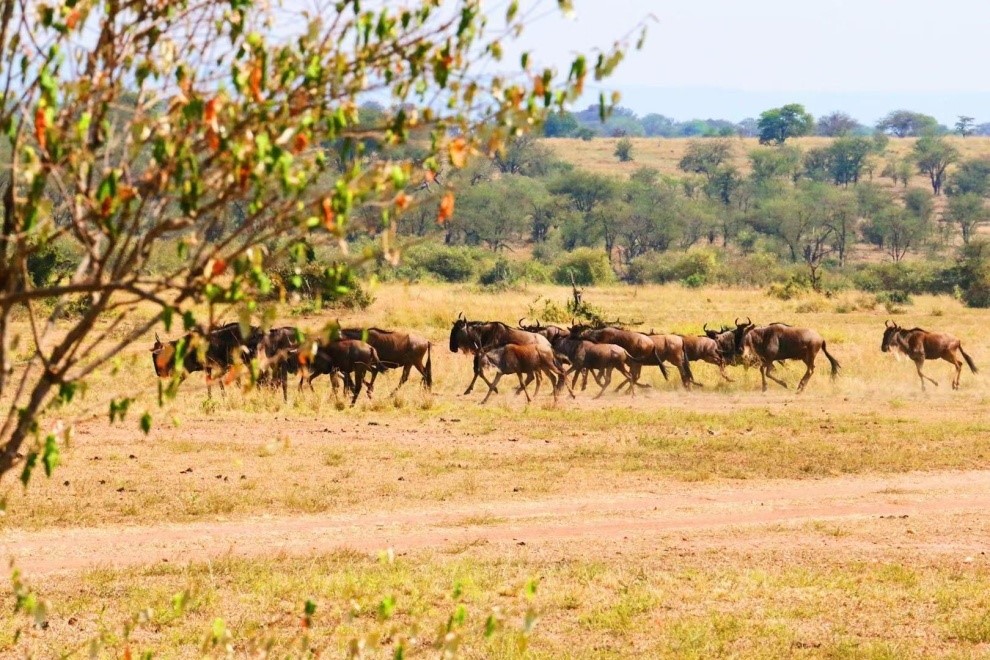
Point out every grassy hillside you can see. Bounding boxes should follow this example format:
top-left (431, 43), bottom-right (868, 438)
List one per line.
top-left (542, 136), bottom-right (990, 191)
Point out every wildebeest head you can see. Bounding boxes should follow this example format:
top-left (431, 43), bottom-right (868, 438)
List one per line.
top-left (449, 312), bottom-right (471, 353)
top-left (732, 317), bottom-right (754, 354)
top-left (150, 333), bottom-right (176, 378)
top-left (881, 320), bottom-right (901, 353)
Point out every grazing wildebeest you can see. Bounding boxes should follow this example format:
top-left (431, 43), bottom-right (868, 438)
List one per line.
top-left (304, 339), bottom-right (382, 406)
top-left (550, 335), bottom-right (636, 398)
top-left (680, 325), bottom-right (733, 384)
top-left (341, 327), bottom-right (432, 393)
top-left (254, 326), bottom-right (301, 402)
top-left (449, 315), bottom-right (556, 394)
top-left (881, 321), bottom-right (978, 390)
top-left (569, 325), bottom-right (666, 389)
top-left (476, 344), bottom-right (568, 404)
top-left (736, 322), bottom-right (840, 392)
top-left (150, 322), bottom-right (262, 395)
top-left (644, 330), bottom-right (694, 390)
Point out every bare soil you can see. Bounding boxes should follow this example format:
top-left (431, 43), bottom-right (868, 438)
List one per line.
top-left (5, 468), bottom-right (989, 577)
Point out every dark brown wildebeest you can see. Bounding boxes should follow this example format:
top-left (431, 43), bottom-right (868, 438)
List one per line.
top-left (476, 344), bottom-right (569, 404)
top-left (151, 322), bottom-right (262, 395)
top-left (254, 326), bottom-right (301, 401)
top-left (569, 325), bottom-right (667, 389)
top-left (881, 321), bottom-right (978, 390)
top-left (518, 319), bottom-right (570, 343)
top-left (550, 336), bottom-right (636, 398)
top-left (450, 315), bottom-right (556, 394)
top-left (736, 322), bottom-right (840, 392)
top-left (304, 339), bottom-right (382, 406)
top-left (704, 324), bottom-right (740, 366)
top-left (680, 325), bottom-right (733, 383)
top-left (644, 330), bottom-right (694, 390)
top-left (341, 327), bottom-right (432, 393)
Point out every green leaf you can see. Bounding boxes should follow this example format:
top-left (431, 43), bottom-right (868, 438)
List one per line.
top-left (42, 435), bottom-right (59, 477)
top-left (139, 412), bottom-right (152, 435)
top-left (20, 452), bottom-right (38, 487)
top-left (378, 595), bottom-right (396, 620)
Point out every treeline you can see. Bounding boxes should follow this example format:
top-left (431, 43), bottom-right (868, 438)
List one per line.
top-left (376, 129), bottom-right (990, 307)
top-left (544, 104), bottom-right (990, 140)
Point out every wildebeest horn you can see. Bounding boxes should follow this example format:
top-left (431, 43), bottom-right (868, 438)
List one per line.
top-left (458, 312), bottom-right (465, 321)
top-left (885, 319), bottom-right (894, 328)
top-left (536, 320), bottom-right (542, 327)
top-left (744, 316), bottom-right (751, 326)
top-left (155, 332), bottom-right (161, 343)
top-left (703, 323), bottom-right (709, 332)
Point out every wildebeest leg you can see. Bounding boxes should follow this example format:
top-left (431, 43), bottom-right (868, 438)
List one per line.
top-left (595, 367), bottom-right (613, 399)
top-left (516, 373), bottom-right (532, 402)
top-left (714, 357), bottom-right (734, 382)
top-left (914, 357), bottom-right (937, 390)
top-left (763, 362), bottom-right (788, 389)
top-left (796, 358), bottom-right (815, 392)
top-left (614, 363), bottom-right (634, 397)
top-left (946, 353), bottom-right (963, 390)
top-left (481, 373), bottom-right (503, 404)
top-left (391, 365), bottom-right (413, 395)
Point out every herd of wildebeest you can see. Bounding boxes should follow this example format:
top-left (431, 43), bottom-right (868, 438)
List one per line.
top-left (149, 316), bottom-right (979, 404)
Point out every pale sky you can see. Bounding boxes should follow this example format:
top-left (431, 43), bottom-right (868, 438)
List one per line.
top-left (508, 0), bottom-right (990, 122)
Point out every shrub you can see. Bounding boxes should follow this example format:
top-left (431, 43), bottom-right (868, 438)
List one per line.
top-left (27, 237), bottom-right (78, 287)
top-left (852, 262), bottom-right (945, 295)
top-left (957, 240), bottom-right (990, 308)
top-left (552, 248), bottom-right (616, 286)
top-left (767, 276), bottom-right (811, 300)
top-left (394, 244), bottom-right (482, 282)
top-left (268, 262), bottom-right (375, 310)
top-left (626, 248), bottom-right (719, 285)
top-left (614, 137), bottom-right (634, 162)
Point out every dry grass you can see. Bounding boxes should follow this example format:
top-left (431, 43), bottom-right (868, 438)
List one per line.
top-left (6, 514), bottom-right (990, 657)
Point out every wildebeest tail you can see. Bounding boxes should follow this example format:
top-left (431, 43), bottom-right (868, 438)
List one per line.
top-left (425, 342), bottom-right (433, 389)
top-left (960, 345), bottom-right (978, 374)
top-left (680, 351), bottom-right (694, 384)
top-left (822, 341), bottom-right (841, 379)
top-left (654, 348), bottom-right (669, 381)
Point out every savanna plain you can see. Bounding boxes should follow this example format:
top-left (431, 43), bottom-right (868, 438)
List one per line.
top-left (3, 283), bottom-right (990, 657)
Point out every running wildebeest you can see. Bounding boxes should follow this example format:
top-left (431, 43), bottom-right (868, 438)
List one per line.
top-left (881, 321), bottom-right (978, 390)
top-left (550, 335), bottom-right (636, 398)
top-left (341, 327), bottom-right (432, 393)
top-left (736, 321), bottom-right (840, 392)
top-left (303, 338), bottom-right (382, 406)
top-left (450, 315), bottom-right (557, 394)
top-left (679, 332), bottom-right (732, 384)
top-left (705, 323), bottom-right (741, 366)
top-left (518, 319), bottom-right (570, 343)
top-left (254, 326), bottom-right (301, 402)
top-left (569, 324), bottom-right (666, 390)
top-left (150, 322), bottom-right (262, 395)
top-left (476, 344), bottom-right (569, 404)
top-left (644, 330), bottom-right (694, 390)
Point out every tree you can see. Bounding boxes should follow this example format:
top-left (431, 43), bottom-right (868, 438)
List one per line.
top-left (955, 116), bottom-right (976, 137)
top-left (876, 110), bottom-right (939, 137)
top-left (614, 137), bottom-right (635, 162)
top-left (827, 137), bottom-right (872, 186)
top-left (948, 157), bottom-right (990, 197)
top-left (757, 104), bottom-right (814, 145)
top-left (543, 111), bottom-right (580, 137)
top-left (913, 135), bottom-right (959, 195)
top-left (678, 139), bottom-right (734, 182)
top-left (641, 114), bottom-right (676, 137)
top-left (816, 111), bottom-right (863, 137)
top-left (457, 177), bottom-right (534, 251)
top-left (749, 146), bottom-right (802, 185)
top-left (946, 194), bottom-right (989, 244)
top-left (862, 188), bottom-right (933, 261)
top-left (0, 0), bottom-right (637, 482)
top-left (550, 171), bottom-right (620, 258)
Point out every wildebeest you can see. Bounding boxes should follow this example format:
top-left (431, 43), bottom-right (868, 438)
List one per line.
top-left (680, 325), bottom-right (733, 384)
top-left (881, 321), bottom-right (978, 390)
top-left (150, 322), bottom-right (262, 395)
top-left (254, 326), bottom-right (301, 401)
top-left (569, 324), bottom-right (666, 389)
top-left (736, 321), bottom-right (840, 392)
top-left (644, 330), bottom-right (694, 390)
top-left (341, 327), bottom-right (432, 393)
top-left (518, 319), bottom-right (570, 343)
top-left (704, 324), bottom-right (741, 366)
top-left (476, 344), bottom-right (569, 404)
top-left (450, 315), bottom-right (557, 394)
top-left (551, 336), bottom-right (636, 398)
top-left (304, 339), bottom-right (382, 406)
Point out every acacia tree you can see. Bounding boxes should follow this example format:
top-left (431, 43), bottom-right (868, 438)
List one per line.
top-left (914, 135), bottom-right (959, 195)
top-left (0, 0), bottom-right (641, 482)
top-left (757, 103), bottom-right (814, 145)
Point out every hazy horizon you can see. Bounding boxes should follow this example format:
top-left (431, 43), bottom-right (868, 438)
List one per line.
top-left (509, 0), bottom-right (990, 125)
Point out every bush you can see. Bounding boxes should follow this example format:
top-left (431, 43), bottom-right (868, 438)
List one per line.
top-left (552, 248), bottom-right (616, 286)
top-left (614, 137), bottom-right (634, 162)
top-left (767, 276), bottom-right (811, 300)
top-left (852, 262), bottom-right (947, 295)
top-left (27, 238), bottom-right (78, 287)
top-left (626, 248), bottom-right (719, 286)
top-left (957, 240), bottom-right (990, 308)
top-left (391, 244), bottom-right (483, 283)
top-left (268, 262), bottom-right (375, 310)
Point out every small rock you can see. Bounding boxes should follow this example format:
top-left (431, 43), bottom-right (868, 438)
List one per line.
top-left (63, 481), bottom-right (69, 487)
top-left (128, 454), bottom-right (137, 459)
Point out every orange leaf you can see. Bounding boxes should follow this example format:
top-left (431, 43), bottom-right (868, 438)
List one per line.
top-left (321, 197), bottom-right (336, 231)
top-left (123, 647), bottom-right (132, 660)
top-left (292, 132), bottom-right (309, 154)
top-left (65, 9), bottom-right (81, 29)
top-left (437, 192), bottom-right (454, 224)
top-left (34, 107), bottom-right (47, 150)
top-left (206, 129), bottom-right (220, 152)
top-left (237, 164), bottom-right (251, 190)
top-left (394, 192), bottom-right (412, 211)
top-left (448, 137), bottom-right (468, 168)
top-left (424, 169), bottom-right (437, 184)
top-left (204, 97), bottom-right (220, 131)
top-left (249, 64), bottom-right (263, 103)
top-left (210, 258), bottom-right (227, 277)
